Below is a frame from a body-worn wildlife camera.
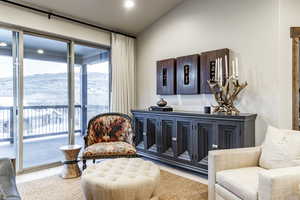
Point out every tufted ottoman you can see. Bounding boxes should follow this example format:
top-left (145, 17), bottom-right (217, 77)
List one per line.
top-left (81, 158), bottom-right (160, 200)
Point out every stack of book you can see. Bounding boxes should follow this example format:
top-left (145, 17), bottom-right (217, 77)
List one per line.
top-left (149, 106), bottom-right (173, 112)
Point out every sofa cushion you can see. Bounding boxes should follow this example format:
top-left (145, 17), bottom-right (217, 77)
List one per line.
top-left (83, 142), bottom-right (136, 157)
top-left (259, 126), bottom-right (300, 169)
top-left (215, 184), bottom-right (242, 200)
top-left (216, 167), bottom-right (267, 200)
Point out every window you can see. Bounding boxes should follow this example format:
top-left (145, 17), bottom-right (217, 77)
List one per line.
top-left (74, 44), bottom-right (110, 146)
top-left (0, 26), bottom-right (111, 171)
top-left (23, 34), bottom-right (69, 168)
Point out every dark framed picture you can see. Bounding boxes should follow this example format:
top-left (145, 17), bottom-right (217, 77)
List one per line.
top-left (156, 58), bottom-right (176, 95)
top-left (200, 48), bottom-right (229, 94)
top-left (176, 54), bottom-right (200, 94)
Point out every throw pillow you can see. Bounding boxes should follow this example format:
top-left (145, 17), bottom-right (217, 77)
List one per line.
top-left (259, 126), bottom-right (300, 169)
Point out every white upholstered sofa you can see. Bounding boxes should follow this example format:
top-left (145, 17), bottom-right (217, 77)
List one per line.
top-left (208, 146), bottom-right (300, 200)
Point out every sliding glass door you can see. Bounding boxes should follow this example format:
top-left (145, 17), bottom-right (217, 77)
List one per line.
top-left (23, 34), bottom-right (69, 168)
top-left (74, 44), bottom-right (110, 145)
top-left (0, 26), bottom-right (111, 171)
top-left (0, 29), bottom-right (17, 160)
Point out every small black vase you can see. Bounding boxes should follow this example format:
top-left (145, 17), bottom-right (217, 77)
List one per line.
top-left (157, 98), bottom-right (167, 107)
top-left (204, 106), bottom-right (211, 114)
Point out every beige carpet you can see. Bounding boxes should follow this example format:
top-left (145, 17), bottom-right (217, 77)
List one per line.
top-left (18, 170), bottom-right (208, 200)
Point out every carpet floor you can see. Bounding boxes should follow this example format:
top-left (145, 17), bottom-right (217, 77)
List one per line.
top-left (17, 170), bottom-right (208, 200)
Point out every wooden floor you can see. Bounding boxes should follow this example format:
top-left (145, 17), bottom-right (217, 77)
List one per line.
top-left (0, 134), bottom-right (84, 168)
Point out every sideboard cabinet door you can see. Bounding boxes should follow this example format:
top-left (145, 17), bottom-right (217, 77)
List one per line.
top-left (176, 119), bottom-right (194, 163)
top-left (216, 122), bottom-right (241, 150)
top-left (145, 117), bottom-right (160, 153)
top-left (134, 116), bottom-right (145, 150)
top-left (160, 118), bottom-right (176, 157)
top-left (193, 121), bottom-right (214, 167)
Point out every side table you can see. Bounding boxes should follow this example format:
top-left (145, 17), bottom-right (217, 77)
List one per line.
top-left (59, 145), bottom-right (82, 179)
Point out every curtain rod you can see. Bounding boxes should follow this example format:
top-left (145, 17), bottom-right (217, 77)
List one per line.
top-left (0, 0), bottom-right (136, 39)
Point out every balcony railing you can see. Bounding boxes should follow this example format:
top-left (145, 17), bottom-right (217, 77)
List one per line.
top-left (0, 105), bottom-right (108, 142)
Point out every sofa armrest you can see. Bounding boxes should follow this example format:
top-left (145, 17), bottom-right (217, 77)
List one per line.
top-left (208, 146), bottom-right (261, 200)
top-left (0, 158), bottom-right (15, 177)
top-left (209, 146), bottom-right (262, 172)
top-left (0, 158), bottom-right (21, 200)
top-left (258, 166), bottom-right (300, 200)
top-left (10, 158), bottom-right (16, 173)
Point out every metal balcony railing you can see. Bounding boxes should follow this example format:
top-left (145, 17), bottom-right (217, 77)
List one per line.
top-left (0, 105), bottom-right (108, 142)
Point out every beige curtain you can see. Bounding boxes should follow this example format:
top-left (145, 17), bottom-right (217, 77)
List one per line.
top-left (111, 33), bottom-right (135, 114)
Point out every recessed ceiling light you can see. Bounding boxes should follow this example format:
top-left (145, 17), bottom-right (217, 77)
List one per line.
top-left (37, 49), bottom-right (44, 54)
top-left (0, 42), bottom-right (7, 47)
top-left (124, 0), bottom-right (135, 9)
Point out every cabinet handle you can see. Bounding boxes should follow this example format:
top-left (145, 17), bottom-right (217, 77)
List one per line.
top-left (172, 137), bottom-right (177, 141)
top-left (212, 144), bottom-right (218, 149)
top-left (143, 132), bottom-right (146, 136)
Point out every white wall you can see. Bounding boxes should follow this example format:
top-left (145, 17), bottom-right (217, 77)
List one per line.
top-left (0, 3), bottom-right (110, 46)
top-left (136, 0), bottom-right (284, 145)
top-left (278, 0), bottom-right (300, 129)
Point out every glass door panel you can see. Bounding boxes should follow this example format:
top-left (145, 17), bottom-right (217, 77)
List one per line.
top-left (87, 62), bottom-right (110, 118)
top-left (0, 29), bottom-right (17, 160)
top-left (23, 34), bottom-right (68, 168)
top-left (74, 44), bottom-right (110, 145)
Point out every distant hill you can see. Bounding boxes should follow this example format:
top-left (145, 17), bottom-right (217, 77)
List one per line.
top-left (0, 72), bottom-right (109, 106)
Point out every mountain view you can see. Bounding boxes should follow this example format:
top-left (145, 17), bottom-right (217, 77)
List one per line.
top-left (0, 72), bottom-right (109, 106)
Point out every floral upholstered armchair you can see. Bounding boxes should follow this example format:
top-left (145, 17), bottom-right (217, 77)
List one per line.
top-left (82, 113), bottom-right (137, 170)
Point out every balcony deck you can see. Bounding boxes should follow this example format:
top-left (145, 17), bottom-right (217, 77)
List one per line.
top-left (0, 134), bottom-right (84, 168)
top-left (0, 105), bottom-right (109, 168)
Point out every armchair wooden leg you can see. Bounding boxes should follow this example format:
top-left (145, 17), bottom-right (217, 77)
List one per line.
top-left (82, 160), bottom-right (87, 171)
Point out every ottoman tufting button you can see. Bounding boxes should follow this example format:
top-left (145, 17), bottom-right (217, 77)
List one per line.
top-left (110, 177), bottom-right (117, 182)
top-left (128, 176), bottom-right (134, 179)
top-left (115, 171), bottom-right (122, 175)
top-left (97, 173), bottom-right (105, 177)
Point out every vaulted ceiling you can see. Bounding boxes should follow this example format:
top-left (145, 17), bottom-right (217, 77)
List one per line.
top-left (13, 0), bottom-right (185, 35)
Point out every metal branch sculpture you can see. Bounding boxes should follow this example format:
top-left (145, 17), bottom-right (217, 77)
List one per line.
top-left (207, 76), bottom-right (247, 115)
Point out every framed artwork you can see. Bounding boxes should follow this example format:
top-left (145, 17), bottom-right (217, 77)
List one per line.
top-left (156, 58), bottom-right (176, 95)
top-left (200, 48), bottom-right (229, 94)
top-left (176, 54), bottom-right (200, 94)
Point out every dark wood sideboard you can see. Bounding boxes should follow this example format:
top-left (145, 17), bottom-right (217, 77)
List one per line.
top-left (131, 110), bottom-right (257, 175)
